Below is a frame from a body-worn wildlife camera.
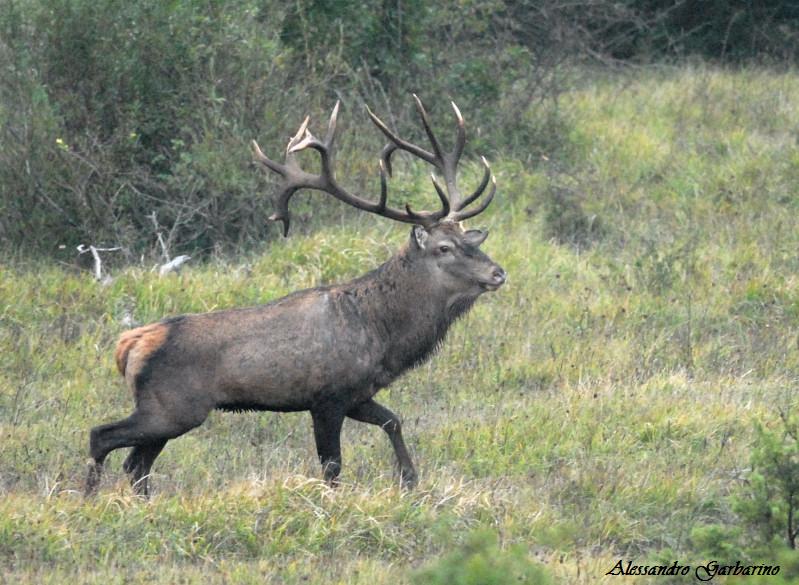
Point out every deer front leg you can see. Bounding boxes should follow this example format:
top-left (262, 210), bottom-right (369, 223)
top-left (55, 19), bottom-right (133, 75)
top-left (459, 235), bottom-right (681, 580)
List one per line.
top-left (311, 408), bottom-right (345, 486)
top-left (347, 399), bottom-right (417, 489)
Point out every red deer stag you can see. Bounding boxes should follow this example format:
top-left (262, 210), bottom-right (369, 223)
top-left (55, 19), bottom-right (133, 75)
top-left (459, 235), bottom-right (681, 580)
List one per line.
top-left (85, 96), bottom-right (506, 495)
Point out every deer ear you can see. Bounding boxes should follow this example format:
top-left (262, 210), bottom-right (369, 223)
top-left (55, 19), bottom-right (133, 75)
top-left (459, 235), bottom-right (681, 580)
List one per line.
top-left (411, 225), bottom-right (429, 250)
top-left (463, 229), bottom-right (488, 247)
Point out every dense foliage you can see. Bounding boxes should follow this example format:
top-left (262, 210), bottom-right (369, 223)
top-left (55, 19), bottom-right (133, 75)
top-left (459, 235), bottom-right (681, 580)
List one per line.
top-left (2, 0), bottom-right (798, 257)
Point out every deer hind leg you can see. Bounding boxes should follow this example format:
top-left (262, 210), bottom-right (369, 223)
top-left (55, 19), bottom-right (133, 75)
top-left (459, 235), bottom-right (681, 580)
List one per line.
top-left (310, 408), bottom-right (345, 486)
top-left (347, 399), bottom-right (417, 489)
top-left (86, 413), bottom-right (139, 496)
top-left (122, 439), bottom-right (167, 496)
top-left (85, 408), bottom-right (205, 496)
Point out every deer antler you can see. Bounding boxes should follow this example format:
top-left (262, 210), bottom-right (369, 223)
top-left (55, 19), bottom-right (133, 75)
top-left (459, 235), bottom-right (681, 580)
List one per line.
top-left (367, 95), bottom-right (496, 224)
top-left (252, 97), bottom-right (495, 236)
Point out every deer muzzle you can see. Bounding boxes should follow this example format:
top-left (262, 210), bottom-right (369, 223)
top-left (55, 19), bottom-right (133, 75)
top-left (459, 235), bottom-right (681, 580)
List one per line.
top-left (480, 267), bottom-right (507, 291)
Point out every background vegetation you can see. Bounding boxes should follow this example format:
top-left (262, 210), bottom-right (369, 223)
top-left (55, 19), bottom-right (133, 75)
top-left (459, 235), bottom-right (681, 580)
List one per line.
top-left (3, 0), bottom-right (799, 258)
top-left (3, 1), bottom-right (799, 584)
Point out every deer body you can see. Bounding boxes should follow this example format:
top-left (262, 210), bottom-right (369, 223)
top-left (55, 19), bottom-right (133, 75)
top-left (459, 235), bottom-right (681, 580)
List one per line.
top-left (85, 98), bottom-right (505, 495)
top-left (127, 234), bottom-right (488, 413)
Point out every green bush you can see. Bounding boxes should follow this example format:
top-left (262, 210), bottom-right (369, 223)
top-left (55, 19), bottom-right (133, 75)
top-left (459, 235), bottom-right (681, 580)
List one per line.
top-left (733, 413), bottom-right (799, 551)
top-left (689, 524), bottom-right (745, 563)
top-left (737, 550), bottom-right (799, 584)
top-left (0, 0), bottom-right (299, 255)
top-left (412, 530), bottom-right (552, 585)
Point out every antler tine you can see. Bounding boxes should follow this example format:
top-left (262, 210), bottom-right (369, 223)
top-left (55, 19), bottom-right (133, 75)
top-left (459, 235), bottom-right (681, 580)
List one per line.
top-left (288, 102), bottom-right (341, 179)
top-left (412, 94), bottom-right (444, 164)
top-left (397, 173), bottom-right (452, 224)
top-left (252, 138), bottom-right (302, 236)
top-left (450, 175), bottom-right (496, 222)
top-left (324, 100), bottom-right (340, 146)
top-left (429, 174), bottom-right (452, 216)
top-left (251, 139), bottom-right (286, 176)
top-left (456, 156), bottom-right (491, 211)
top-left (450, 101), bottom-right (466, 169)
top-left (366, 105), bottom-right (437, 165)
top-left (286, 117), bottom-right (311, 156)
top-left (288, 102), bottom-right (339, 155)
top-left (253, 115), bottom-right (324, 237)
top-left (379, 143), bottom-right (399, 177)
top-left (377, 160), bottom-right (388, 212)
top-left (268, 186), bottom-right (300, 237)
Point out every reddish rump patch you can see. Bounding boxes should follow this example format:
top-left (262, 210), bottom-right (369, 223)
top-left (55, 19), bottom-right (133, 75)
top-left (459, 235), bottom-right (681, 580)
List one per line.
top-left (114, 323), bottom-right (169, 377)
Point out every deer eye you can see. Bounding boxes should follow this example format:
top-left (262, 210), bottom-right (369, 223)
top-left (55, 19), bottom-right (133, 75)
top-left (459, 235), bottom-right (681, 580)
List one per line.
top-left (439, 244), bottom-right (451, 254)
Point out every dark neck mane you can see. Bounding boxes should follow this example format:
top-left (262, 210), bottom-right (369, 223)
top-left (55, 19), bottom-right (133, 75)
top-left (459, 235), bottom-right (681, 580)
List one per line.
top-left (343, 246), bottom-right (477, 378)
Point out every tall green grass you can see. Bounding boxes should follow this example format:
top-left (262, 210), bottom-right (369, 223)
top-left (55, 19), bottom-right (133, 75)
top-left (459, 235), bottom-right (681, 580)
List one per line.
top-left (3, 67), bottom-right (799, 583)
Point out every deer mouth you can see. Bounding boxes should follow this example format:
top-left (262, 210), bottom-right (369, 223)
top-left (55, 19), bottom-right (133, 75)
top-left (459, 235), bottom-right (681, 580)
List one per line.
top-left (479, 280), bottom-right (504, 292)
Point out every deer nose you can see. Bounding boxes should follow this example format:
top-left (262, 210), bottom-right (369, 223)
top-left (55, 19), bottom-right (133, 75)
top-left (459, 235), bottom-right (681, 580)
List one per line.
top-left (492, 267), bottom-right (507, 285)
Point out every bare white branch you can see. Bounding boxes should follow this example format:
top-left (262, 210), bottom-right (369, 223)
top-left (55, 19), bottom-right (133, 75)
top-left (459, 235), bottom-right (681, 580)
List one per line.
top-left (159, 255), bottom-right (191, 277)
top-left (77, 244), bottom-right (121, 283)
top-left (149, 211), bottom-right (171, 263)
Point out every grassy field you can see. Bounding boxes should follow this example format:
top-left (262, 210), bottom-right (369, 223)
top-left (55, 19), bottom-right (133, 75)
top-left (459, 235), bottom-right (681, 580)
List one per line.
top-left (3, 66), bottom-right (799, 583)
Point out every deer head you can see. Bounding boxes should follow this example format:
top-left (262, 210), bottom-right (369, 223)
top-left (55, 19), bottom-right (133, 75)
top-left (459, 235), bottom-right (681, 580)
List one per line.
top-left (252, 97), bottom-right (506, 296)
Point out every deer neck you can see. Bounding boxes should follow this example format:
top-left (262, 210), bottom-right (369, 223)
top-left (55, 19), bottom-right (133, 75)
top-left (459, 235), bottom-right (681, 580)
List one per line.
top-left (348, 246), bottom-right (475, 374)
